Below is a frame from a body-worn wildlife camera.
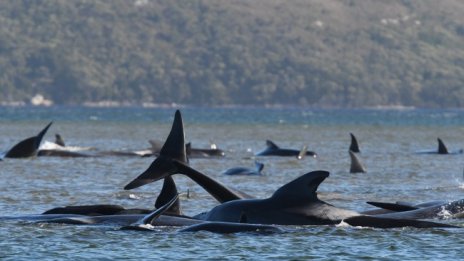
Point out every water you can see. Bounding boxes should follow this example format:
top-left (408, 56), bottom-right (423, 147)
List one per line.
top-left (1, 106), bottom-right (464, 260)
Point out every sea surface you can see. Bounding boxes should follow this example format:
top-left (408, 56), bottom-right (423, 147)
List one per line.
top-left (1, 106), bottom-right (464, 260)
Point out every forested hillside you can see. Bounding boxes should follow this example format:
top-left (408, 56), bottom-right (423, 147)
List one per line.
top-left (1, 0), bottom-right (463, 107)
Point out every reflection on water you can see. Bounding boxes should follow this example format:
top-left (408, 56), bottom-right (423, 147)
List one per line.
top-left (1, 106), bottom-right (464, 259)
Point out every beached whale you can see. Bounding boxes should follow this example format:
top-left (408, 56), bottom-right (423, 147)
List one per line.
top-left (255, 140), bottom-right (317, 158)
top-left (416, 138), bottom-right (463, 155)
top-left (222, 161), bottom-right (264, 176)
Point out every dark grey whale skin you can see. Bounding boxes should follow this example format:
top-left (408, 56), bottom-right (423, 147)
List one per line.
top-left (4, 122), bottom-right (52, 158)
top-left (255, 140), bottom-right (317, 157)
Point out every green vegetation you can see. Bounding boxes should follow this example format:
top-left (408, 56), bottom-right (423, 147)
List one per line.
top-left (1, 0), bottom-right (463, 107)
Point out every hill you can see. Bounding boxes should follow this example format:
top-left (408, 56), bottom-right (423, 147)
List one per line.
top-left (1, 0), bottom-right (463, 107)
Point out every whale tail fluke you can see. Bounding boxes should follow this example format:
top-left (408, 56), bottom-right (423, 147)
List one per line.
top-left (349, 133), bottom-right (360, 153)
top-left (349, 150), bottom-right (366, 173)
top-left (124, 110), bottom-right (187, 190)
top-left (5, 121), bottom-right (53, 158)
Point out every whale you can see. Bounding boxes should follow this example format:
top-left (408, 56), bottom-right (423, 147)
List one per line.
top-left (255, 140), bottom-right (317, 158)
top-left (416, 138), bottom-right (463, 155)
top-left (124, 110), bottom-right (251, 203)
top-left (121, 192), bottom-right (282, 234)
top-left (37, 134), bottom-right (97, 157)
top-left (371, 199), bottom-right (464, 220)
top-left (38, 149), bottom-right (93, 157)
top-left (197, 170), bottom-right (457, 228)
top-left (3, 195), bottom-right (281, 234)
top-left (3, 121), bottom-right (52, 158)
top-left (123, 110), bottom-right (458, 229)
top-left (349, 133), bottom-right (360, 153)
top-left (118, 194), bottom-right (284, 234)
top-left (349, 150), bottom-right (366, 173)
top-left (222, 161), bottom-right (264, 176)
top-left (186, 142), bottom-right (225, 158)
top-left (363, 200), bottom-right (464, 220)
top-left (149, 140), bottom-right (225, 158)
top-left (39, 135), bottom-right (154, 158)
top-left (43, 176), bottom-right (182, 216)
top-left (0, 213), bottom-right (200, 226)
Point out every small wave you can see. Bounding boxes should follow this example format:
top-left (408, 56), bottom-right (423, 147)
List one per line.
top-left (129, 194), bottom-right (142, 200)
top-left (336, 220), bottom-right (352, 228)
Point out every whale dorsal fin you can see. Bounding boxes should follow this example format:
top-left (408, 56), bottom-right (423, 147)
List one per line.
top-left (349, 150), bottom-right (366, 173)
top-left (5, 121), bottom-right (53, 158)
top-left (270, 170), bottom-right (329, 203)
top-left (437, 138), bottom-right (449, 154)
top-left (54, 133), bottom-right (65, 147)
top-left (124, 110), bottom-right (187, 190)
top-left (154, 176), bottom-right (181, 216)
top-left (266, 140), bottom-right (279, 149)
top-left (349, 133), bottom-right (360, 153)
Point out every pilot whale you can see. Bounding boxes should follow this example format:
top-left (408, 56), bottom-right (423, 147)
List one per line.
top-left (121, 193), bottom-right (281, 234)
top-left (222, 161), bottom-right (264, 176)
top-left (38, 135), bottom-right (93, 157)
top-left (416, 138), bottom-right (463, 155)
top-left (364, 199), bottom-right (464, 220)
top-left (43, 176), bottom-right (182, 216)
top-left (197, 170), bottom-right (457, 228)
top-left (3, 121), bottom-right (52, 158)
top-left (149, 140), bottom-right (225, 158)
top-left (255, 140), bottom-right (317, 158)
top-left (186, 142), bottom-right (225, 158)
top-left (123, 110), bottom-right (458, 229)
